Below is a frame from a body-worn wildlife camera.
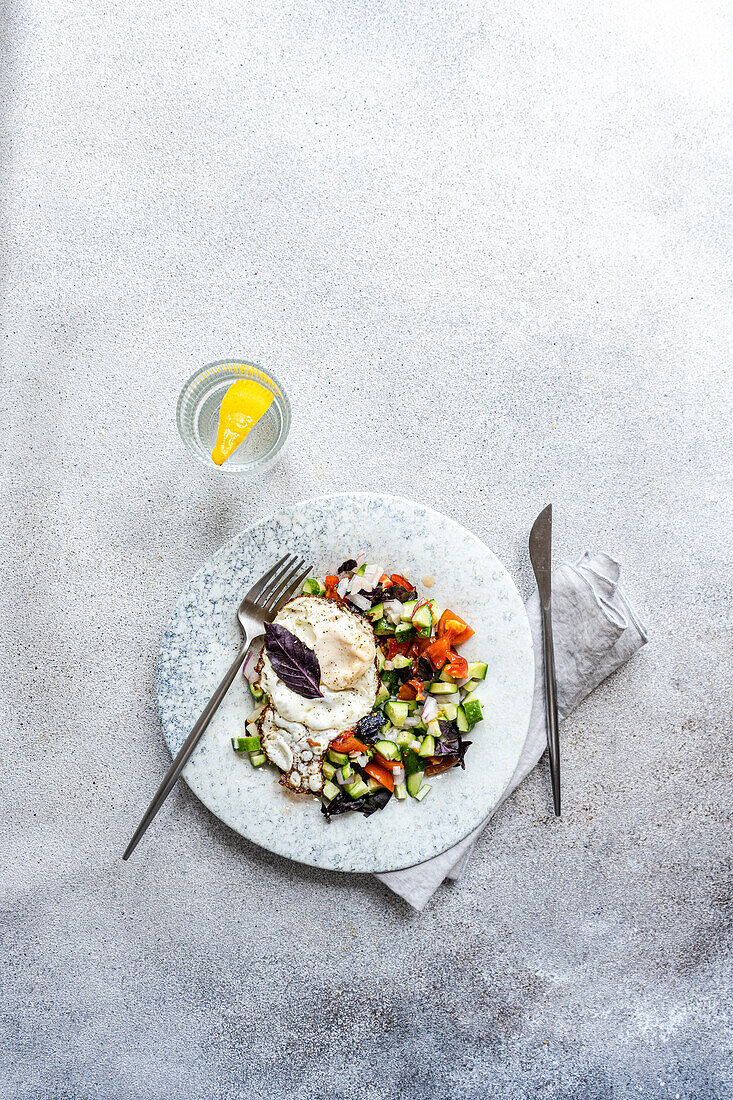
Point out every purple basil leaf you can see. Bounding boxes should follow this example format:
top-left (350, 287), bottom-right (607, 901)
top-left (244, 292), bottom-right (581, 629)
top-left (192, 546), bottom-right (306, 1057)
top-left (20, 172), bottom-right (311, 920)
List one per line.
top-left (264, 622), bottom-right (323, 699)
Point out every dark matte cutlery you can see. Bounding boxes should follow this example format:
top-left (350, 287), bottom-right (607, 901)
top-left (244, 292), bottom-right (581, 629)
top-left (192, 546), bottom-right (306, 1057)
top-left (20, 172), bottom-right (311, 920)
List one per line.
top-left (529, 504), bottom-right (561, 816)
top-left (123, 553), bottom-right (311, 859)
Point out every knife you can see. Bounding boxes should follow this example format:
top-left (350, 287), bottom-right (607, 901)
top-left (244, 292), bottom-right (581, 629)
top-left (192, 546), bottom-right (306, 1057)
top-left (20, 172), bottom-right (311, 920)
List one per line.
top-left (528, 504), bottom-right (561, 816)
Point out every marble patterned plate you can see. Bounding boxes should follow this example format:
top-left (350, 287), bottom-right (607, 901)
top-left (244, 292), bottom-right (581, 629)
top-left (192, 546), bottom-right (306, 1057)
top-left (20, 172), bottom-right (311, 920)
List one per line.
top-left (157, 494), bottom-right (534, 873)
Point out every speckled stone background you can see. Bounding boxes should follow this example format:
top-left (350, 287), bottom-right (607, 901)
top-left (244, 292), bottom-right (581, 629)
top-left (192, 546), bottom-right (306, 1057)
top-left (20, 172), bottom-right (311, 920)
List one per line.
top-left (1, 1), bottom-right (731, 1097)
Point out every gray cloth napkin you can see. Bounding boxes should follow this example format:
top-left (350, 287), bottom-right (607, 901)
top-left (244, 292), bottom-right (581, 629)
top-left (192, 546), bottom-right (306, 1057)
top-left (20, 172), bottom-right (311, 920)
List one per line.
top-left (376, 552), bottom-right (648, 911)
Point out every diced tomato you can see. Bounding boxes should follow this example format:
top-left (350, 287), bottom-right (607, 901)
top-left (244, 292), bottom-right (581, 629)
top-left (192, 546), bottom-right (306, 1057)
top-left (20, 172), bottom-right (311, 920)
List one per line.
top-left (379, 574), bottom-right (392, 584)
top-left (330, 732), bottom-right (369, 754)
top-left (438, 609), bottom-right (475, 645)
top-left (373, 753), bottom-right (404, 772)
top-left (397, 677), bottom-right (425, 701)
top-left (386, 639), bottom-right (410, 661)
top-left (364, 761), bottom-right (394, 791)
top-left (391, 573), bottom-right (413, 590)
top-left (406, 640), bottom-right (421, 659)
top-left (445, 653), bottom-right (469, 679)
top-left (325, 575), bottom-right (339, 588)
top-left (423, 634), bottom-right (453, 670)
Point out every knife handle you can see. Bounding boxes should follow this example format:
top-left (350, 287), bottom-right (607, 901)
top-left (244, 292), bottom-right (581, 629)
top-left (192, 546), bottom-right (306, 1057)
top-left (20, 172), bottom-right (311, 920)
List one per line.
top-left (541, 605), bottom-right (561, 816)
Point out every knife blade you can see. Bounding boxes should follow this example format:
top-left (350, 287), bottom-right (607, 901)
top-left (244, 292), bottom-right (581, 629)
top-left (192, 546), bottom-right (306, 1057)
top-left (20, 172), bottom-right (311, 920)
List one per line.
top-left (529, 504), bottom-right (561, 816)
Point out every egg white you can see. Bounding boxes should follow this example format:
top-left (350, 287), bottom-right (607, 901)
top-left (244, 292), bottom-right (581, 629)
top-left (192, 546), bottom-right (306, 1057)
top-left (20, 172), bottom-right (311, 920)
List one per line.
top-left (254, 595), bottom-right (378, 791)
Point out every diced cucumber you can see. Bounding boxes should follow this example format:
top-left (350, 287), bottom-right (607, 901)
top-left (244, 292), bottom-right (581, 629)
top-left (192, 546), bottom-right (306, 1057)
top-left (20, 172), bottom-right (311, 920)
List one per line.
top-left (428, 601), bottom-right (442, 625)
top-left (394, 622), bottom-right (415, 642)
top-left (462, 694), bottom-right (483, 728)
top-left (341, 762), bottom-right (353, 781)
top-left (374, 739), bottom-right (400, 761)
top-left (429, 682), bottom-right (458, 695)
top-left (322, 780), bottom-right (340, 802)
top-left (375, 683), bottom-right (390, 706)
top-left (327, 749), bottom-right (349, 766)
top-left (231, 735), bottom-right (261, 753)
top-left (373, 620), bottom-right (396, 636)
top-left (437, 702), bottom-right (458, 722)
top-left (411, 604), bottom-right (433, 636)
top-left (249, 683), bottom-right (264, 701)
top-left (322, 761), bottom-right (336, 780)
top-left (456, 705), bottom-right (469, 733)
top-left (345, 778), bottom-right (369, 800)
top-left (394, 782), bottom-right (407, 800)
top-left (418, 734), bottom-right (435, 757)
top-left (415, 783), bottom-right (432, 802)
top-left (426, 719), bottom-right (442, 740)
top-left (400, 600), bottom-right (417, 620)
top-left (439, 668), bottom-right (458, 684)
top-left (250, 752), bottom-right (267, 767)
top-left (393, 729), bottom-right (414, 749)
top-left (376, 648), bottom-right (386, 672)
top-left (392, 654), bottom-right (413, 669)
top-left (365, 602), bottom-right (384, 622)
top-left (461, 679), bottom-right (480, 695)
top-left (467, 661), bottom-right (488, 681)
top-left (365, 776), bottom-right (382, 794)
top-left (385, 701), bottom-right (409, 728)
top-left (406, 770), bottom-right (425, 798)
top-left (406, 700), bottom-right (420, 713)
top-left (302, 577), bottom-right (325, 596)
top-left (356, 563), bottom-right (367, 576)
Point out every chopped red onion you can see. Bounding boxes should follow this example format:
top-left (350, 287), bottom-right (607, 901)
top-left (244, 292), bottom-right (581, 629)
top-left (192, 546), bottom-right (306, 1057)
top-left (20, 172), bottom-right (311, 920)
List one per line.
top-left (355, 754), bottom-right (368, 766)
top-left (355, 553), bottom-right (366, 567)
top-left (422, 695), bottom-right (438, 722)
top-left (442, 692), bottom-right (461, 705)
top-left (348, 574), bottom-right (365, 594)
top-left (393, 767), bottom-right (406, 785)
top-left (336, 577), bottom-right (349, 598)
top-left (403, 716), bottom-right (422, 728)
top-left (383, 599), bottom-right (403, 625)
top-left (243, 645), bottom-right (261, 684)
top-left (349, 592), bottom-right (371, 611)
top-left (362, 564), bottom-right (381, 589)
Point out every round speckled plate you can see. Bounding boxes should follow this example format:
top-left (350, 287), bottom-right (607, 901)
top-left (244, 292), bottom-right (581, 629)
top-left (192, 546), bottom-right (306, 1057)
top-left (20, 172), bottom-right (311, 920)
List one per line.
top-left (157, 494), bottom-right (534, 873)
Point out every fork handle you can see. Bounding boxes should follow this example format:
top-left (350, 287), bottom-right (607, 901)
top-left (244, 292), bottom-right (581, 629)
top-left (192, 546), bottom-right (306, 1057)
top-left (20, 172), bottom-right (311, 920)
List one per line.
top-left (123, 639), bottom-right (250, 860)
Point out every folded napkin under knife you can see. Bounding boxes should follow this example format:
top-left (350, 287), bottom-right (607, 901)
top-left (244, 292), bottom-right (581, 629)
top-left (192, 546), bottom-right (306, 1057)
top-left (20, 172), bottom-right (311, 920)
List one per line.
top-left (376, 552), bottom-right (648, 911)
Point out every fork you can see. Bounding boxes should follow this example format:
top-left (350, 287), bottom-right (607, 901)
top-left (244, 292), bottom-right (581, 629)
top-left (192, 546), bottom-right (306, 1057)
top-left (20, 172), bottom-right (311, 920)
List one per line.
top-left (123, 553), bottom-right (311, 860)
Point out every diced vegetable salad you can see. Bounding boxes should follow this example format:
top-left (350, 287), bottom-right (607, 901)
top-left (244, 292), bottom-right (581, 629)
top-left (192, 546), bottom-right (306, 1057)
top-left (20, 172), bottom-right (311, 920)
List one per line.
top-left (233, 558), bottom-right (487, 819)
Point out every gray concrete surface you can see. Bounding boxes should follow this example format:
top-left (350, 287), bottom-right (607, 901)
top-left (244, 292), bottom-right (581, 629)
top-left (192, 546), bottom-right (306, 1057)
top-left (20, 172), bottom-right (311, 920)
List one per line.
top-left (1, 1), bottom-right (731, 1097)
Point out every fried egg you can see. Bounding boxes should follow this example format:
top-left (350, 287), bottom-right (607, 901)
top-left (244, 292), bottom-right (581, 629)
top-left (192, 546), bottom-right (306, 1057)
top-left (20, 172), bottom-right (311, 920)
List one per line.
top-left (253, 595), bottom-right (378, 792)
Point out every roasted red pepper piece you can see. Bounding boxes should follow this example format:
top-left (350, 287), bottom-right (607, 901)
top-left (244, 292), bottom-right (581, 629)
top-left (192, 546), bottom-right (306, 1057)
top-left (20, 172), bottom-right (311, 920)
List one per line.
top-left (364, 761), bottom-right (394, 791)
top-left (373, 753), bottom-right (404, 772)
top-left (330, 732), bottom-right (369, 754)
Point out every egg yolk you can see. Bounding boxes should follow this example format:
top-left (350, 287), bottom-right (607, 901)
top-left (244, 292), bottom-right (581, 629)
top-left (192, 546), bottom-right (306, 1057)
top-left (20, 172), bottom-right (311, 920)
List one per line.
top-left (211, 380), bottom-right (274, 466)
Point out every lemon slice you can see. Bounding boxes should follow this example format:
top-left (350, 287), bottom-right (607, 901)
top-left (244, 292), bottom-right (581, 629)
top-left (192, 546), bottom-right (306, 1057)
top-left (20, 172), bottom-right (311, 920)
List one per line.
top-left (211, 380), bottom-right (274, 465)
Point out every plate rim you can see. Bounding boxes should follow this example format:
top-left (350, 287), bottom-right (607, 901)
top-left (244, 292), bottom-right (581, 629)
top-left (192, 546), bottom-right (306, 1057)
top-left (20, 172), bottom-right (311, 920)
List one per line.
top-left (157, 491), bottom-right (534, 872)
